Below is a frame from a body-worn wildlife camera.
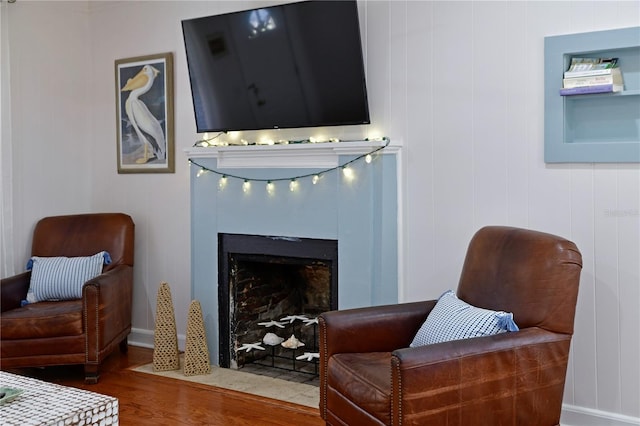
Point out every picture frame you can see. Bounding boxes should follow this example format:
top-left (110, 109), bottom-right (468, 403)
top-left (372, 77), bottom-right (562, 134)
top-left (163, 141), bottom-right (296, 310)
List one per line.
top-left (115, 52), bottom-right (174, 173)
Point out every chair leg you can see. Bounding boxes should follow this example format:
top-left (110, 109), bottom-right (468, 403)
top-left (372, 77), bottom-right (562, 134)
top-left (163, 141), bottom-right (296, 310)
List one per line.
top-left (84, 364), bottom-right (99, 384)
top-left (119, 337), bottom-right (129, 353)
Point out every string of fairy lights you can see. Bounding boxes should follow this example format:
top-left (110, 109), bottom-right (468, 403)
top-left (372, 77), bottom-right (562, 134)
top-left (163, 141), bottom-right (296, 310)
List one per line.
top-left (189, 136), bottom-right (390, 194)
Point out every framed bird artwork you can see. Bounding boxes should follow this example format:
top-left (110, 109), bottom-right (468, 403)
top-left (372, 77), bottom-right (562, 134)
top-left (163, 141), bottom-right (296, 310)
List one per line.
top-left (115, 52), bottom-right (174, 173)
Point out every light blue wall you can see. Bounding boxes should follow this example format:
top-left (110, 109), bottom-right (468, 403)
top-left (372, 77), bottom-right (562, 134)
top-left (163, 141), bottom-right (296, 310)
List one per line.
top-left (190, 152), bottom-right (398, 364)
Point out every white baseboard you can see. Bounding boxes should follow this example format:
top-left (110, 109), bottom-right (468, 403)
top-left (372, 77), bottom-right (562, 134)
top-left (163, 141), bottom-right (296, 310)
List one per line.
top-left (128, 327), bottom-right (186, 352)
top-left (562, 404), bottom-right (640, 426)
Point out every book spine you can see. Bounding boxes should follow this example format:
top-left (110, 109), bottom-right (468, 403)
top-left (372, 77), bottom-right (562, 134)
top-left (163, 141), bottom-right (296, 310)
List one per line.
top-left (564, 68), bottom-right (614, 78)
top-left (563, 75), bottom-right (614, 88)
top-left (559, 84), bottom-right (614, 96)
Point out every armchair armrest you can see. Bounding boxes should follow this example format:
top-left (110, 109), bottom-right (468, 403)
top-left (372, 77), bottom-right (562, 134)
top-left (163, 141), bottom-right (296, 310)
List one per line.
top-left (319, 300), bottom-right (436, 357)
top-left (390, 328), bottom-right (573, 425)
top-left (83, 264), bottom-right (134, 362)
top-left (1, 271), bottom-right (31, 312)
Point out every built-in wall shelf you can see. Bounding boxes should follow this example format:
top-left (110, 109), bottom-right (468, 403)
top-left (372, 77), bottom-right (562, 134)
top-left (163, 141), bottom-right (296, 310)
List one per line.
top-left (544, 27), bottom-right (640, 163)
top-left (562, 89), bottom-right (640, 100)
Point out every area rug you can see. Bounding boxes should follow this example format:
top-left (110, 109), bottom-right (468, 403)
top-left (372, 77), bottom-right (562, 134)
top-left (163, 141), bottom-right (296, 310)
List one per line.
top-left (130, 358), bottom-right (320, 408)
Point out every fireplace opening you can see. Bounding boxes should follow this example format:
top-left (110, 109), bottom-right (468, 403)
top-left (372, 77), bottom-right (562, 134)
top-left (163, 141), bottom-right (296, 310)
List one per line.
top-left (218, 233), bottom-right (338, 377)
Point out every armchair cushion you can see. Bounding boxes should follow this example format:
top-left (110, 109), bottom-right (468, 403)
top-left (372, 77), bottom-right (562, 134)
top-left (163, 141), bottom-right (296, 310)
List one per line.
top-left (25, 251), bottom-right (111, 303)
top-left (328, 352), bottom-right (393, 425)
top-left (1, 300), bottom-right (83, 339)
top-left (410, 290), bottom-right (518, 347)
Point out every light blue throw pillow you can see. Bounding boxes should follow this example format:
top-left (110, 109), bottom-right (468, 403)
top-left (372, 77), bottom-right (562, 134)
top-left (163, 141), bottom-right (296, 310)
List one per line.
top-left (25, 251), bottom-right (111, 303)
top-left (410, 290), bottom-right (519, 347)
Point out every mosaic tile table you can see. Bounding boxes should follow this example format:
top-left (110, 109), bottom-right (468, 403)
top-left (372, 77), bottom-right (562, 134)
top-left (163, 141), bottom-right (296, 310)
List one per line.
top-left (0, 371), bottom-right (118, 425)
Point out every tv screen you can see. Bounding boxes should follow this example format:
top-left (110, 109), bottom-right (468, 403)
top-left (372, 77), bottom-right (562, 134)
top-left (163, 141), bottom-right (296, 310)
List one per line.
top-left (182, 0), bottom-right (370, 133)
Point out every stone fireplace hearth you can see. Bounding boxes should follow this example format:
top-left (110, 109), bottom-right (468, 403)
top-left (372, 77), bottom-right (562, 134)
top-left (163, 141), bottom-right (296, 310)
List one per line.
top-left (187, 140), bottom-right (400, 365)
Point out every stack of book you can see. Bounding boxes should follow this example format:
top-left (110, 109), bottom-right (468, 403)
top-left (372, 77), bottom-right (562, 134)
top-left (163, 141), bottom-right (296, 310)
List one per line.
top-left (560, 57), bottom-right (624, 96)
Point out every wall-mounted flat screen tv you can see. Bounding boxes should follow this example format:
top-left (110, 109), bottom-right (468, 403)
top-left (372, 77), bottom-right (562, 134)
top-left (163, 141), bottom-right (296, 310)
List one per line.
top-left (182, 0), bottom-right (370, 133)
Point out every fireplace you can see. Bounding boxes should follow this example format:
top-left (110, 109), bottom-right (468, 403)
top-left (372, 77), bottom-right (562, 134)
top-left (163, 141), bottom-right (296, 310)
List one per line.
top-left (218, 233), bottom-right (338, 371)
top-left (187, 140), bottom-right (399, 366)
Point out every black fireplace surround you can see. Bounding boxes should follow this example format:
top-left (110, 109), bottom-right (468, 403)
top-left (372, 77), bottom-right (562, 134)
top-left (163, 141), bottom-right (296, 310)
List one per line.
top-left (218, 233), bottom-right (338, 368)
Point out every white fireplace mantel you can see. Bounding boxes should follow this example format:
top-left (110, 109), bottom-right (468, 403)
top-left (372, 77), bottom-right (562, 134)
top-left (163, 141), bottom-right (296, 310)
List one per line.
top-left (184, 139), bottom-right (399, 169)
top-left (188, 137), bottom-right (402, 362)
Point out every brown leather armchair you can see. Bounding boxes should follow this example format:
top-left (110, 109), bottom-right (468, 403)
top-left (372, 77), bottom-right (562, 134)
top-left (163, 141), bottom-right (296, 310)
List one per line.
top-left (319, 226), bottom-right (582, 426)
top-left (1, 213), bottom-right (135, 383)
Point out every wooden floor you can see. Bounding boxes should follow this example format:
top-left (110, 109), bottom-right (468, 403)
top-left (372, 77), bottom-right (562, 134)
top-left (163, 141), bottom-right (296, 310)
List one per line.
top-left (6, 346), bottom-right (324, 426)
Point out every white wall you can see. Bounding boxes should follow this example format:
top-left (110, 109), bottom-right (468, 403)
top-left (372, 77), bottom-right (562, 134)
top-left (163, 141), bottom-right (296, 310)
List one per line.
top-left (7, 1), bottom-right (92, 266)
top-left (391, 2), bottom-right (640, 424)
top-left (6, 1), bottom-right (639, 424)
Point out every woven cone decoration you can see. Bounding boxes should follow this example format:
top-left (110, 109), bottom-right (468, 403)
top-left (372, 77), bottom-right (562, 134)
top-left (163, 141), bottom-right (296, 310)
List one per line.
top-left (153, 282), bottom-right (180, 371)
top-left (183, 300), bottom-right (211, 376)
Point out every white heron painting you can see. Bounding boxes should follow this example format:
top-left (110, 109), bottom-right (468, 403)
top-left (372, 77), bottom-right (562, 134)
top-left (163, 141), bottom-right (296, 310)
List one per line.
top-left (116, 52), bottom-right (174, 173)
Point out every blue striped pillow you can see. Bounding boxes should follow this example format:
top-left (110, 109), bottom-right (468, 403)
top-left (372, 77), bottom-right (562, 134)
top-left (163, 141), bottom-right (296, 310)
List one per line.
top-left (25, 251), bottom-right (111, 303)
top-left (410, 290), bottom-right (519, 347)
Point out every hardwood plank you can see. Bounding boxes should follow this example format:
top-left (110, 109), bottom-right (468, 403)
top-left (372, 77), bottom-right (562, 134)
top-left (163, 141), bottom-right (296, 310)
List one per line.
top-left (5, 346), bottom-right (324, 425)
